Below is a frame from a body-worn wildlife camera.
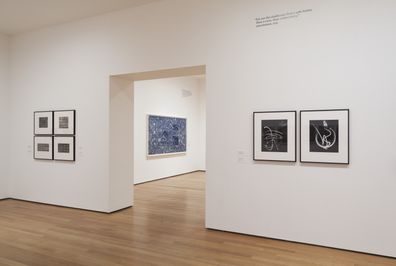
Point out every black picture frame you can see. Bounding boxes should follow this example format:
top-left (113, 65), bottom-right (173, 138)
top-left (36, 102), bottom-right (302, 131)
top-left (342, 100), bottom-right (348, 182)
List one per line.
top-left (33, 136), bottom-right (54, 160)
top-left (300, 109), bottom-right (349, 165)
top-left (253, 110), bottom-right (297, 162)
top-left (53, 110), bottom-right (76, 136)
top-left (34, 111), bottom-right (54, 135)
top-left (53, 136), bottom-right (76, 162)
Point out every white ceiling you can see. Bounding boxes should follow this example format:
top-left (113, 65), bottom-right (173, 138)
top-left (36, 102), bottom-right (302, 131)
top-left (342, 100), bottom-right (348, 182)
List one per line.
top-left (0, 0), bottom-right (159, 35)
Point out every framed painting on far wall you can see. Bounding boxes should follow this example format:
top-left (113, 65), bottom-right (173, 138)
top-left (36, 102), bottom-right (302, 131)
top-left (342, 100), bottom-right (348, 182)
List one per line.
top-left (253, 111), bottom-right (296, 162)
top-left (300, 109), bottom-right (349, 164)
top-left (147, 115), bottom-right (187, 156)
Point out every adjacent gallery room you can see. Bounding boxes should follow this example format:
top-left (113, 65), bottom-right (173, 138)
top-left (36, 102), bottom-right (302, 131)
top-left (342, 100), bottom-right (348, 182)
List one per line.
top-left (133, 75), bottom-right (206, 185)
top-left (0, 0), bottom-right (396, 265)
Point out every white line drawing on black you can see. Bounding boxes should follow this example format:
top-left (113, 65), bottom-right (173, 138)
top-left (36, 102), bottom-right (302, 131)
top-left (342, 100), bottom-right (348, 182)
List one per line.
top-left (262, 126), bottom-right (284, 151)
top-left (313, 120), bottom-right (336, 150)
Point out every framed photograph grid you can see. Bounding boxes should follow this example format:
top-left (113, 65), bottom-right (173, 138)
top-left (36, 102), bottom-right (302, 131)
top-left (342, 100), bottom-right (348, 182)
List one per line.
top-left (33, 110), bottom-right (76, 161)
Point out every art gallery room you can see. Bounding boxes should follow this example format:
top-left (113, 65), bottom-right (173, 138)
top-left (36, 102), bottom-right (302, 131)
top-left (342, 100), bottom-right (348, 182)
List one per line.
top-left (0, 0), bottom-right (396, 265)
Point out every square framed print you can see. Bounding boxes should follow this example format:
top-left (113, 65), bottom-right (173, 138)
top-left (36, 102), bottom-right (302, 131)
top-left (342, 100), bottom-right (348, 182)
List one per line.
top-left (147, 115), bottom-right (187, 156)
top-left (34, 111), bottom-right (53, 135)
top-left (54, 110), bottom-right (75, 135)
top-left (300, 109), bottom-right (349, 164)
top-left (54, 136), bottom-right (75, 161)
top-left (253, 111), bottom-right (296, 162)
top-left (34, 136), bottom-right (53, 160)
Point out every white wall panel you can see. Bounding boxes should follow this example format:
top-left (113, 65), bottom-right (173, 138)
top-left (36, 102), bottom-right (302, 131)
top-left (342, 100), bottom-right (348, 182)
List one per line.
top-left (0, 34), bottom-right (9, 199)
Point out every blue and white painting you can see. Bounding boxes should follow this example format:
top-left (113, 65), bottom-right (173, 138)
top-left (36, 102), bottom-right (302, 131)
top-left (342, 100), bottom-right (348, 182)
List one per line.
top-left (148, 115), bottom-right (187, 156)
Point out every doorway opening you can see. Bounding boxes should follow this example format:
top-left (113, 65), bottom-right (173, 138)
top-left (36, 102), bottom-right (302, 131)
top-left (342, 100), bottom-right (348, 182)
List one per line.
top-left (109, 65), bottom-right (206, 212)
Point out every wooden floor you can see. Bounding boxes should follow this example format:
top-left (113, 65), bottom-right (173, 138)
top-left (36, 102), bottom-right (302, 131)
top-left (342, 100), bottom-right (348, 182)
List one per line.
top-left (0, 172), bottom-right (395, 266)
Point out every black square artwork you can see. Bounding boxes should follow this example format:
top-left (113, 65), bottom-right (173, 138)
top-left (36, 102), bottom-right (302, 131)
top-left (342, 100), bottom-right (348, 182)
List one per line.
top-left (37, 143), bottom-right (50, 152)
top-left (309, 120), bottom-right (339, 153)
top-left (261, 120), bottom-right (288, 152)
top-left (58, 143), bottom-right (70, 153)
top-left (59, 117), bottom-right (69, 129)
top-left (39, 117), bottom-right (48, 128)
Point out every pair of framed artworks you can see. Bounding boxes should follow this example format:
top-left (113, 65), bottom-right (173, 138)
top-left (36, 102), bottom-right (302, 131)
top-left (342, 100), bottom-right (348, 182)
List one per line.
top-left (253, 109), bottom-right (349, 164)
top-left (34, 110), bottom-right (76, 161)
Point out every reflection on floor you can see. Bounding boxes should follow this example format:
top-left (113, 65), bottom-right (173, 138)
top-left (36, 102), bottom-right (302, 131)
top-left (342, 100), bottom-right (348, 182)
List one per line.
top-left (0, 171), bottom-right (395, 265)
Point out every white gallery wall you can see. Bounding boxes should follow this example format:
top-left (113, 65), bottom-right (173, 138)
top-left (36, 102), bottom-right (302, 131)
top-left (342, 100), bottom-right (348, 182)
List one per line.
top-left (134, 76), bottom-right (205, 184)
top-left (5, 0), bottom-right (396, 257)
top-left (0, 34), bottom-right (9, 199)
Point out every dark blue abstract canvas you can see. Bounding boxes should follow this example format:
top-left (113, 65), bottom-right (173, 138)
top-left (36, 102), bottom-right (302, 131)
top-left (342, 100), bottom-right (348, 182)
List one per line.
top-left (148, 115), bottom-right (187, 155)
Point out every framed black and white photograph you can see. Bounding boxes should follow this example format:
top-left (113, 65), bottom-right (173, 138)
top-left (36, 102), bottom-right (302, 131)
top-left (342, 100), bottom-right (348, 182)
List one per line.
top-left (34, 136), bottom-right (53, 160)
top-left (253, 111), bottom-right (296, 162)
top-left (54, 110), bottom-right (75, 135)
top-left (34, 111), bottom-right (53, 135)
top-left (54, 136), bottom-right (75, 161)
top-left (300, 109), bottom-right (349, 164)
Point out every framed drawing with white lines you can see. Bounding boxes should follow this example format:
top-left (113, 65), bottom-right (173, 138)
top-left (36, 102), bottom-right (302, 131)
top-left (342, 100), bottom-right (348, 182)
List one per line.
top-left (253, 111), bottom-right (296, 162)
top-left (300, 109), bottom-right (349, 164)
